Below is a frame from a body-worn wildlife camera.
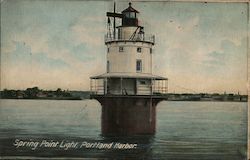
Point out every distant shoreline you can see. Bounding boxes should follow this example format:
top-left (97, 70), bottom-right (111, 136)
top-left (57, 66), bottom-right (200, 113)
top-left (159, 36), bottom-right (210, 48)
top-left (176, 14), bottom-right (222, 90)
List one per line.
top-left (0, 97), bottom-right (82, 100)
top-left (0, 97), bottom-right (247, 102)
top-left (0, 87), bottom-right (247, 102)
top-left (0, 87), bottom-right (89, 100)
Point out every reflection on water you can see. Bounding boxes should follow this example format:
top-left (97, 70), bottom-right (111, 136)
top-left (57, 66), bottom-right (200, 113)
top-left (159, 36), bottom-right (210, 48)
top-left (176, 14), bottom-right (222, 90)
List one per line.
top-left (0, 100), bottom-right (247, 159)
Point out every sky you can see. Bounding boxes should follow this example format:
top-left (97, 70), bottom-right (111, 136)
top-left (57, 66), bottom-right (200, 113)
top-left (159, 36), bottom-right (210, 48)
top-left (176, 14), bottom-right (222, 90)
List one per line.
top-left (1, 0), bottom-right (249, 94)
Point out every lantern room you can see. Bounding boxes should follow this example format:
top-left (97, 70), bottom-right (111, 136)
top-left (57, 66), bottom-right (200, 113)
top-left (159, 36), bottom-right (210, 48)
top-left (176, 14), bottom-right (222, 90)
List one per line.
top-left (122, 2), bottom-right (139, 26)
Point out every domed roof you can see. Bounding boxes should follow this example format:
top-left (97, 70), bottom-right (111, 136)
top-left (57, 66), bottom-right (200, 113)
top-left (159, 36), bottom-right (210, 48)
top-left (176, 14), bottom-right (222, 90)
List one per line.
top-left (122, 2), bottom-right (139, 13)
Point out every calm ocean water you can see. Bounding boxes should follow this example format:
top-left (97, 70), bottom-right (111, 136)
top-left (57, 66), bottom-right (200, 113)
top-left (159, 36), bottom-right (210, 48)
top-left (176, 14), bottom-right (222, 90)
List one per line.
top-left (0, 99), bottom-right (247, 160)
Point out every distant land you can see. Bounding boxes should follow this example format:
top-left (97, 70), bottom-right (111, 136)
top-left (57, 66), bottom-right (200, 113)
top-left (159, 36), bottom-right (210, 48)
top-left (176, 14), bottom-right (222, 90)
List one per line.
top-left (0, 87), bottom-right (89, 100)
top-left (0, 87), bottom-right (248, 102)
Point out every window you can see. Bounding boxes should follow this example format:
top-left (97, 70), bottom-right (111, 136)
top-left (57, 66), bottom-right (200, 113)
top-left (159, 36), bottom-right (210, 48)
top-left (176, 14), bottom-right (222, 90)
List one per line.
top-left (124, 12), bottom-right (130, 18)
top-left (119, 46), bottom-right (124, 52)
top-left (130, 12), bottom-right (136, 18)
top-left (107, 47), bottom-right (110, 53)
top-left (124, 12), bottom-right (136, 18)
top-left (136, 60), bottom-right (142, 72)
top-left (140, 81), bottom-right (146, 85)
top-left (107, 61), bottom-right (110, 73)
top-left (150, 48), bottom-right (152, 54)
top-left (137, 47), bottom-right (141, 53)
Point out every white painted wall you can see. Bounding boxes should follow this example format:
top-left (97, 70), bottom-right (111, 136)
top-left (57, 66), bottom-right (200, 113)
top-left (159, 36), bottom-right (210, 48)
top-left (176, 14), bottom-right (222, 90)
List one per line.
top-left (104, 26), bottom-right (154, 95)
top-left (136, 79), bottom-right (151, 95)
top-left (107, 42), bottom-right (152, 74)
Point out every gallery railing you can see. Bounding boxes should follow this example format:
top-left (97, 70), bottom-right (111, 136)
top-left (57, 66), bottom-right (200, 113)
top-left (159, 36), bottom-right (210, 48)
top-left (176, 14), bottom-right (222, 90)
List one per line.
top-left (90, 79), bottom-right (167, 96)
top-left (104, 34), bottom-right (155, 44)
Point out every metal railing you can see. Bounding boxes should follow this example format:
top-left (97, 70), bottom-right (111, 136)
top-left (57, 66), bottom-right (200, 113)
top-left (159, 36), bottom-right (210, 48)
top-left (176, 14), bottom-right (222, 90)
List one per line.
top-left (152, 80), bottom-right (168, 95)
top-left (90, 79), bottom-right (167, 96)
top-left (90, 79), bottom-right (104, 95)
top-left (105, 34), bottom-right (155, 44)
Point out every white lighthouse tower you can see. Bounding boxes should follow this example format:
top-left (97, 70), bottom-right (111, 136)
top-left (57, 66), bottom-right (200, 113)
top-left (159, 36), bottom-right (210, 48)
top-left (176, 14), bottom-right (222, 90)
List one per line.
top-left (90, 2), bottom-right (168, 135)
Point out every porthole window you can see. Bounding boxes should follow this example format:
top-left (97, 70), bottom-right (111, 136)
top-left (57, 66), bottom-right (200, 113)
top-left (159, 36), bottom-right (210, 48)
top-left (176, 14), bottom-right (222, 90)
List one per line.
top-left (119, 46), bottom-right (124, 52)
top-left (137, 47), bottom-right (141, 53)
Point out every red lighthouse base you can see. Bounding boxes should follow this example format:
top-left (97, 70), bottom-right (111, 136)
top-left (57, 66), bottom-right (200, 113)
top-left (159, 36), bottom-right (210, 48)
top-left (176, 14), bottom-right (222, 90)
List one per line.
top-left (92, 96), bottom-right (164, 136)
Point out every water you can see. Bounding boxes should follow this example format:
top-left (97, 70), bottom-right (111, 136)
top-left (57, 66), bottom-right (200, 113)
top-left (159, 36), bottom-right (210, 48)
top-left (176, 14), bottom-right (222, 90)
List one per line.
top-left (0, 99), bottom-right (247, 159)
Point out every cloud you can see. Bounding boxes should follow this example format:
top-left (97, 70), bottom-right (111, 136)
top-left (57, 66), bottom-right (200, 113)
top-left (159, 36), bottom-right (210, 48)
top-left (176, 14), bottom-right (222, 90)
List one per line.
top-left (0, 1), bottom-right (248, 94)
top-left (1, 42), bottom-right (101, 90)
top-left (164, 37), bottom-right (247, 94)
top-left (2, 41), bottom-right (68, 67)
top-left (145, 4), bottom-right (248, 94)
top-left (203, 38), bottom-right (247, 76)
top-left (1, 0), bottom-right (109, 90)
top-left (69, 16), bottom-right (106, 48)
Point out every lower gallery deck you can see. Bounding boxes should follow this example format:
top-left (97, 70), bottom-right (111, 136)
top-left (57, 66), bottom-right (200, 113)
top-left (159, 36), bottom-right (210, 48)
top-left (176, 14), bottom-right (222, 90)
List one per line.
top-left (90, 74), bottom-right (168, 96)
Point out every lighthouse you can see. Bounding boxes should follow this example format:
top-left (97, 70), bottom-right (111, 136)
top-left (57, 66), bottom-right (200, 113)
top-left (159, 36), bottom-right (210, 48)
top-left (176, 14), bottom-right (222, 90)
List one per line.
top-left (90, 2), bottom-right (168, 135)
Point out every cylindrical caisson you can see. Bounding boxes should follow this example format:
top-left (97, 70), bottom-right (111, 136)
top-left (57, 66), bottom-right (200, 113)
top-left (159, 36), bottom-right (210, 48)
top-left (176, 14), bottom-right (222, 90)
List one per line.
top-left (95, 96), bottom-right (163, 136)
